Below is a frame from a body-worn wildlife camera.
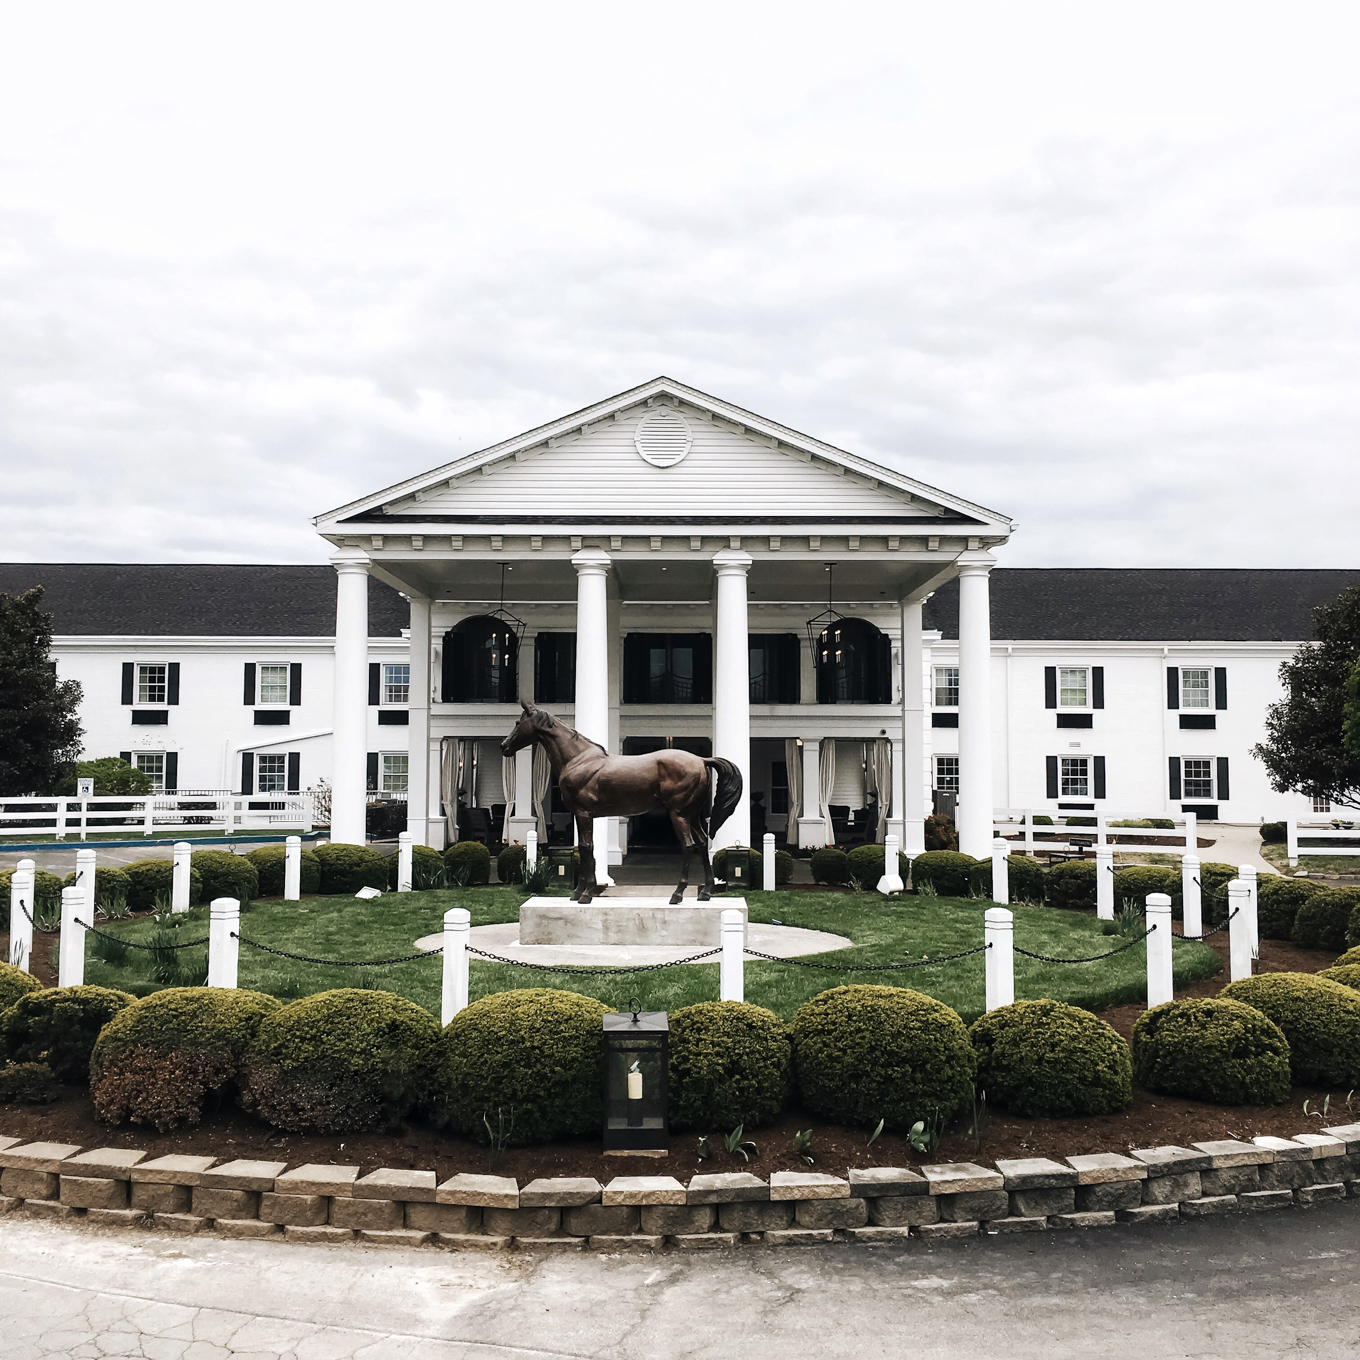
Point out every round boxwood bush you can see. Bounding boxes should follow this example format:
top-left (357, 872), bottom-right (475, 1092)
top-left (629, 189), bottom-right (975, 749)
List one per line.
top-left (969, 999), bottom-right (1132, 1117)
top-left (1292, 887), bottom-right (1360, 953)
top-left (444, 840), bottom-right (491, 886)
top-left (1113, 865), bottom-right (1181, 917)
top-left (667, 1001), bottom-right (791, 1130)
top-left (60, 866), bottom-right (132, 907)
top-left (241, 989), bottom-right (443, 1133)
top-left (1045, 858), bottom-right (1097, 911)
top-left (438, 988), bottom-right (608, 1145)
top-left (190, 849), bottom-right (259, 905)
top-left (790, 985), bottom-right (976, 1130)
top-left (1259, 821), bottom-right (1287, 844)
top-left (0, 867), bottom-right (66, 928)
top-left (810, 847), bottom-right (849, 885)
top-left (1131, 997), bottom-right (1292, 1105)
top-left (0, 962), bottom-right (43, 1014)
top-left (0, 985), bottom-right (136, 1083)
top-left (847, 844), bottom-right (912, 889)
top-left (121, 858), bottom-right (203, 912)
top-left (245, 845), bottom-right (321, 897)
top-left (1334, 945), bottom-right (1360, 968)
top-left (497, 844), bottom-right (527, 884)
top-left (967, 855), bottom-right (1046, 904)
top-left (1199, 862), bottom-right (1240, 926)
top-left (388, 843), bottom-right (444, 889)
top-left (1318, 965), bottom-right (1360, 993)
top-left (910, 851), bottom-right (977, 897)
top-left (312, 842), bottom-right (388, 894)
top-left (1219, 972), bottom-right (1360, 1087)
top-left (1256, 876), bottom-right (1324, 941)
top-left (0, 1061), bottom-right (61, 1105)
top-left (90, 987), bottom-right (282, 1130)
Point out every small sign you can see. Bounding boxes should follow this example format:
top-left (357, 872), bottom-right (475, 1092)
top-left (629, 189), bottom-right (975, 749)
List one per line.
top-left (77, 778), bottom-right (95, 798)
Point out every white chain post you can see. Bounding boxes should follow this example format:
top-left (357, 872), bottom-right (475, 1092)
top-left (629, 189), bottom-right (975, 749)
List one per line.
top-left (9, 859), bottom-right (34, 973)
top-left (1239, 864), bottom-right (1259, 957)
top-left (283, 835), bottom-right (302, 902)
top-left (58, 886), bottom-right (86, 987)
top-left (207, 897), bottom-right (240, 988)
top-left (1286, 817), bottom-right (1298, 867)
top-left (1096, 845), bottom-right (1114, 921)
top-left (984, 906), bottom-right (1014, 1011)
top-left (1145, 892), bottom-right (1173, 1008)
top-left (762, 833), bottom-right (776, 891)
top-left (720, 908), bottom-right (745, 1003)
top-left (1181, 853), bottom-right (1202, 940)
top-left (1228, 879), bottom-right (1252, 981)
top-left (525, 827), bottom-right (538, 874)
top-left (878, 833), bottom-right (904, 895)
top-left (74, 847), bottom-right (96, 923)
top-left (442, 906), bottom-right (470, 1025)
top-left (991, 837), bottom-right (1010, 905)
top-left (172, 841), bottom-right (192, 913)
top-left (398, 831), bottom-right (414, 893)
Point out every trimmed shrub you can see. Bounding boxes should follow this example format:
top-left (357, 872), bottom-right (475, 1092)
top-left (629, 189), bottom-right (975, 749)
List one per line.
top-left (667, 1001), bottom-right (791, 1130)
top-left (1259, 821), bottom-right (1287, 844)
top-left (1031, 815), bottom-right (1054, 826)
top-left (923, 814), bottom-right (958, 851)
top-left (60, 866), bottom-right (132, 907)
top-left (444, 840), bottom-right (492, 886)
top-left (0, 867), bottom-right (65, 929)
top-left (1334, 945), bottom-right (1360, 969)
top-left (773, 849), bottom-right (794, 886)
top-left (1110, 818), bottom-right (1176, 829)
top-left (122, 858), bottom-right (202, 912)
top-left (90, 987), bottom-right (282, 1130)
top-left (312, 842), bottom-right (388, 895)
top-left (910, 851), bottom-right (977, 898)
top-left (1045, 858), bottom-right (1097, 911)
top-left (810, 847), bottom-right (849, 885)
top-left (497, 844), bottom-right (526, 884)
top-left (1219, 972), bottom-right (1360, 1087)
top-left (1065, 816), bottom-right (1097, 827)
top-left (970, 1000), bottom-right (1131, 1117)
top-left (1132, 997), bottom-right (1292, 1106)
top-left (1199, 862), bottom-right (1240, 926)
top-left (0, 962), bottom-right (43, 1014)
top-left (246, 845), bottom-right (321, 897)
top-left (438, 988), bottom-right (609, 1145)
top-left (1113, 866), bottom-right (1181, 917)
top-left (1292, 887), bottom-right (1360, 953)
top-left (388, 843), bottom-right (444, 889)
top-left (1318, 965), bottom-right (1360, 993)
top-left (1343, 897), bottom-right (1360, 950)
top-left (241, 989), bottom-right (443, 1133)
top-left (791, 985), bottom-right (976, 1130)
top-left (190, 850), bottom-right (258, 905)
top-left (0, 1061), bottom-right (61, 1104)
top-left (52, 756), bottom-right (152, 796)
top-left (1256, 876), bottom-right (1324, 941)
top-left (846, 844), bottom-right (912, 889)
top-left (967, 855), bottom-right (1046, 904)
top-left (0, 985), bottom-right (135, 1083)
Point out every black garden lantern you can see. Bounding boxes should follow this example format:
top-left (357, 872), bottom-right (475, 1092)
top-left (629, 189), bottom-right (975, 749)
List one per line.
top-left (548, 846), bottom-right (577, 890)
top-left (603, 1001), bottom-right (669, 1154)
top-left (722, 846), bottom-right (751, 890)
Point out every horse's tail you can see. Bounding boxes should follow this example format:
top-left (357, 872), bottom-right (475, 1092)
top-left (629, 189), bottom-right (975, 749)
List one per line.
top-left (703, 757), bottom-right (743, 841)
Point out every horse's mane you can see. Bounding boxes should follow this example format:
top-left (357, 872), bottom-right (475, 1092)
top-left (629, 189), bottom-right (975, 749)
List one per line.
top-left (530, 706), bottom-right (606, 757)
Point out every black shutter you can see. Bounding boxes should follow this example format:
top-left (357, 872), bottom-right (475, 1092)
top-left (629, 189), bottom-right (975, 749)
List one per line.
top-left (243, 662), bottom-right (256, 706)
top-left (695, 634), bottom-right (714, 705)
top-left (164, 752), bottom-right (178, 792)
top-left (167, 663), bottom-right (180, 705)
top-left (1093, 755), bottom-right (1106, 799)
top-left (622, 635), bottom-right (646, 704)
top-left (287, 752), bottom-right (300, 791)
top-left (367, 752), bottom-right (379, 790)
top-left (368, 663), bottom-right (381, 706)
top-left (782, 633), bottom-right (802, 704)
top-left (119, 750), bottom-right (132, 766)
top-left (1044, 667), bottom-right (1057, 708)
top-left (289, 662), bottom-right (302, 706)
top-left (121, 662), bottom-right (134, 705)
top-left (1214, 667), bottom-right (1227, 710)
top-left (1167, 667), bottom-right (1179, 709)
top-left (876, 632), bottom-right (892, 705)
top-left (240, 752), bottom-right (254, 796)
top-left (1092, 667), bottom-right (1104, 709)
top-left (441, 630), bottom-right (466, 703)
top-left (1216, 757), bottom-right (1230, 801)
top-left (1045, 756), bottom-right (1059, 799)
top-left (1168, 756), bottom-right (1181, 800)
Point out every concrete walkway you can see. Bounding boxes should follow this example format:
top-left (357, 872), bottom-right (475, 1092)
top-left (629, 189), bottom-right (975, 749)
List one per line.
top-left (1200, 823), bottom-right (1281, 875)
top-left (3, 1203), bottom-right (1360, 1358)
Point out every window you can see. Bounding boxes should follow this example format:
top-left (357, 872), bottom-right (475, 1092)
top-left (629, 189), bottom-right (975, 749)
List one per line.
top-left (256, 753), bottom-right (287, 792)
top-left (1059, 668), bottom-right (1088, 708)
top-left (1061, 757), bottom-right (1090, 797)
top-left (381, 753), bottom-right (409, 794)
top-left (258, 664), bottom-right (290, 705)
top-left (1183, 759), bottom-right (1214, 799)
top-left (441, 616), bottom-right (520, 703)
top-left (771, 761), bottom-right (790, 815)
top-left (934, 756), bottom-right (960, 792)
top-left (134, 752), bottom-right (165, 791)
top-left (383, 664), bottom-right (410, 705)
top-left (535, 633), bottom-right (576, 703)
top-left (749, 635), bottom-right (801, 703)
top-left (1181, 668), bottom-right (1211, 709)
top-left (934, 666), bottom-right (959, 707)
top-left (137, 664), bottom-right (167, 705)
top-left (814, 617), bottom-right (891, 704)
top-left (1314, 796), bottom-right (1332, 813)
top-left (623, 634), bottom-right (713, 704)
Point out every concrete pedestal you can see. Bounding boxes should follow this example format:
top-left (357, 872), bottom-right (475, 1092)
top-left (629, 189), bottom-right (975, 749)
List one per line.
top-left (519, 897), bottom-right (748, 947)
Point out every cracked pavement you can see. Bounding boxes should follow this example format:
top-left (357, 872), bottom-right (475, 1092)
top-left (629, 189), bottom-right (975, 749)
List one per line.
top-left (3, 1202), bottom-right (1360, 1359)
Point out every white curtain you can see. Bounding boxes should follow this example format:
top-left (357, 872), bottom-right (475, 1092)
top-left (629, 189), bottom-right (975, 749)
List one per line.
top-left (532, 744), bottom-right (552, 842)
top-left (784, 738), bottom-right (803, 830)
top-left (439, 738), bottom-right (458, 845)
top-left (818, 737), bottom-right (836, 843)
top-left (869, 738), bottom-right (892, 843)
top-left (502, 753), bottom-right (516, 842)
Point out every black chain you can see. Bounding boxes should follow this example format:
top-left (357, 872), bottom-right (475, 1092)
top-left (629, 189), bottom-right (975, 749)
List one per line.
top-left (75, 917), bottom-right (209, 951)
top-left (231, 932), bottom-right (441, 967)
top-left (1014, 926), bottom-right (1154, 964)
top-left (1172, 906), bottom-right (1240, 941)
top-left (742, 945), bottom-right (989, 971)
top-left (466, 944), bottom-right (721, 976)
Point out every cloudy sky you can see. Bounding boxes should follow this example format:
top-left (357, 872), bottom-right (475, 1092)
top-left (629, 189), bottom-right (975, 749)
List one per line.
top-left (2, 2), bottom-right (1357, 568)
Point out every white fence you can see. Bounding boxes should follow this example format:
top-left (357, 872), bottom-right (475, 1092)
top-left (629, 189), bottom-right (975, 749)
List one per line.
top-left (0, 790), bottom-right (314, 840)
top-left (994, 810), bottom-right (1197, 858)
top-left (1287, 817), bottom-right (1360, 866)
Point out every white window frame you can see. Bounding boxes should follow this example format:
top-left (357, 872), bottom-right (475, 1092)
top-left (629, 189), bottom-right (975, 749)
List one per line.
top-left (380, 752), bottom-right (409, 794)
top-left (933, 666), bottom-right (959, 708)
top-left (1182, 757), bottom-right (1215, 800)
top-left (1058, 667), bottom-right (1089, 709)
top-left (257, 663), bottom-right (290, 706)
top-left (256, 753), bottom-right (288, 793)
top-left (1181, 667), bottom-right (1212, 709)
top-left (1060, 756), bottom-right (1090, 798)
top-left (133, 752), bottom-right (165, 792)
top-left (934, 755), bottom-right (960, 792)
top-left (136, 663), bottom-right (168, 706)
top-left (382, 663), bottom-right (411, 707)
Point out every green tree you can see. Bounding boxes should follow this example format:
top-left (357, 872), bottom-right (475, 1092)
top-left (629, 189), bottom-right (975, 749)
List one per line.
top-left (0, 588), bottom-right (84, 795)
top-left (52, 757), bottom-right (151, 796)
top-left (1255, 586), bottom-right (1360, 810)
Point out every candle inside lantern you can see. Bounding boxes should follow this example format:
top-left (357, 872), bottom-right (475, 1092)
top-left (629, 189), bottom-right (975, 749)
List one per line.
top-left (627, 1059), bottom-right (642, 1100)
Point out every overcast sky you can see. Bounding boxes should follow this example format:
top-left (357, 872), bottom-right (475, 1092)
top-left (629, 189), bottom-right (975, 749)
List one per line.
top-left (2, 2), bottom-right (1357, 569)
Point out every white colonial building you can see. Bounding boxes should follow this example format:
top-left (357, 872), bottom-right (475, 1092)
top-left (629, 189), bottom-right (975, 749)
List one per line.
top-left (6, 378), bottom-right (1357, 857)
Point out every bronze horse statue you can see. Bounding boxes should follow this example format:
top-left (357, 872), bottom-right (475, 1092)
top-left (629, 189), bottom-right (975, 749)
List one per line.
top-left (501, 701), bottom-right (742, 905)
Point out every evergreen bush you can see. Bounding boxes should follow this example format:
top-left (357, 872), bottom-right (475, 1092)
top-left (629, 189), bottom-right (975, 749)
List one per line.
top-left (190, 850), bottom-right (258, 905)
top-left (59, 866), bottom-right (132, 907)
top-left (909, 851), bottom-right (977, 897)
top-left (121, 859), bottom-right (202, 912)
top-left (312, 842), bottom-right (388, 894)
top-left (0, 985), bottom-right (136, 1083)
top-left (1199, 862), bottom-right (1240, 926)
top-left (246, 845), bottom-right (321, 897)
top-left (0, 1061), bottom-right (61, 1104)
top-left (1333, 944), bottom-right (1360, 969)
top-left (387, 843), bottom-right (443, 889)
top-left (1292, 887), bottom-right (1360, 953)
top-left (496, 844), bottom-right (527, 884)
top-left (1044, 858), bottom-right (1097, 911)
top-left (1113, 865), bottom-right (1181, 917)
top-left (0, 961), bottom-right (43, 1014)
top-left (1317, 965), bottom-right (1360, 993)
top-left (0, 867), bottom-right (66, 928)
top-left (1219, 972), bottom-right (1360, 1087)
top-left (810, 847), bottom-right (849, 885)
top-left (846, 844), bottom-right (911, 888)
top-left (1256, 876), bottom-right (1324, 941)
top-left (443, 841), bottom-right (492, 886)
top-left (667, 1001), bottom-right (791, 1130)
top-left (1259, 822), bottom-right (1287, 844)
top-left (967, 855), bottom-right (1046, 904)
top-left (923, 814), bottom-right (958, 850)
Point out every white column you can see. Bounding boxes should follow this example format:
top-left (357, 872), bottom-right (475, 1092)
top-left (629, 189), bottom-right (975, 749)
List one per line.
top-left (8, 859), bottom-right (34, 972)
top-left (991, 837), bottom-right (1010, 905)
top-left (797, 738), bottom-right (825, 848)
top-left (508, 746), bottom-right (537, 846)
top-left (984, 906), bottom-right (1014, 1011)
top-left (956, 561), bottom-right (996, 859)
top-left (442, 905), bottom-right (471, 1024)
top-left (398, 831), bottom-right (414, 892)
top-left (59, 886), bottom-right (86, 987)
top-left (407, 594), bottom-right (432, 847)
top-left (720, 908), bottom-right (745, 1002)
top-left (331, 548), bottom-right (371, 846)
top-left (898, 597), bottom-right (926, 855)
top-left (1145, 892), bottom-right (1173, 1007)
top-left (1228, 879), bottom-right (1252, 981)
top-left (207, 897), bottom-right (240, 988)
top-left (1096, 845), bottom-right (1115, 921)
top-left (1239, 864), bottom-right (1259, 956)
top-left (762, 832), bottom-right (776, 891)
top-left (75, 848), bottom-right (96, 921)
top-left (283, 835), bottom-right (302, 902)
top-left (712, 550), bottom-right (753, 852)
top-left (1181, 853), bottom-right (1202, 939)
top-left (172, 841), bottom-right (192, 913)
top-left (877, 832), bottom-right (904, 895)
top-left (572, 549), bottom-right (613, 886)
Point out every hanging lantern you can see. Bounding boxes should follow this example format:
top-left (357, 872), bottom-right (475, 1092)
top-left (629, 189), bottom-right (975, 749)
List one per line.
top-left (603, 1001), bottom-right (669, 1154)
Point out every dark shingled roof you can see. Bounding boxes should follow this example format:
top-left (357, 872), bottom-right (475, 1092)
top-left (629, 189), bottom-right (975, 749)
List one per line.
top-left (0, 565), bottom-right (409, 637)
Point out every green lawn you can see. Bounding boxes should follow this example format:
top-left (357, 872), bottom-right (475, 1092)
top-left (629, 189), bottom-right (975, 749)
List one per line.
top-left (82, 886), bottom-right (1223, 1024)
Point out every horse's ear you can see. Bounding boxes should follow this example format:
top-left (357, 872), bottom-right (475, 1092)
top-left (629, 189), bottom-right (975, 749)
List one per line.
top-left (520, 699), bottom-right (534, 714)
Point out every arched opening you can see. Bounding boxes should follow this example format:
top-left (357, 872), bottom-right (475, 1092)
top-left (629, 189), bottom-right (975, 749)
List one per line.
top-left (815, 617), bottom-right (891, 704)
top-left (441, 615), bottom-right (520, 703)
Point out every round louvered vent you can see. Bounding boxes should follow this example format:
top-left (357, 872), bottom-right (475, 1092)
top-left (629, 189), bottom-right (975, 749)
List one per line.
top-left (634, 408), bottom-right (693, 468)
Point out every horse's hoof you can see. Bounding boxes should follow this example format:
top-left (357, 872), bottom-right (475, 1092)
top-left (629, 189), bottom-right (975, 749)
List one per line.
top-left (669, 891), bottom-right (684, 905)
top-left (697, 890), bottom-right (711, 903)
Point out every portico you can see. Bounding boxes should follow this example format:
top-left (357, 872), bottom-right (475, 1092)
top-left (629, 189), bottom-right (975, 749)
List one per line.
top-left (315, 377), bottom-right (1012, 859)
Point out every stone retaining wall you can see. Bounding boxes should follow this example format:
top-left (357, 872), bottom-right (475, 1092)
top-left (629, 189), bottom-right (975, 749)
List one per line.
top-left (3, 1126), bottom-right (1359, 1250)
